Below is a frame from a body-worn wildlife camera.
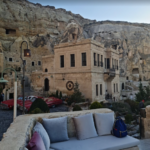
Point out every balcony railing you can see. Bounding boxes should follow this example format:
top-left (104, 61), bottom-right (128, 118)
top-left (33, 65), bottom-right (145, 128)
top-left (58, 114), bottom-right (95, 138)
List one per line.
top-left (109, 68), bottom-right (116, 76)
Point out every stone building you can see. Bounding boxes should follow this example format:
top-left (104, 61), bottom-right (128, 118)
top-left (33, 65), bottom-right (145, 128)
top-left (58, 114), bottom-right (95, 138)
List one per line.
top-left (31, 38), bottom-right (120, 102)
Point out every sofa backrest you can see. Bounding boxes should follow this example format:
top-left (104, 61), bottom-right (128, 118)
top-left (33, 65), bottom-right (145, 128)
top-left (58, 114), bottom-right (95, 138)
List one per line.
top-left (0, 108), bottom-right (113, 150)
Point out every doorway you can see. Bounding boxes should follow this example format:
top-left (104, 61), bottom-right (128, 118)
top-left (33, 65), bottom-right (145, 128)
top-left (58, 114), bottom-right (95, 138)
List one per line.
top-left (44, 78), bottom-right (49, 91)
top-left (9, 93), bottom-right (14, 99)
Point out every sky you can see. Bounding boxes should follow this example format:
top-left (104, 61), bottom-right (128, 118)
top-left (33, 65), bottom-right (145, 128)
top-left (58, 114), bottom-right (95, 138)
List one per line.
top-left (28, 0), bottom-right (150, 24)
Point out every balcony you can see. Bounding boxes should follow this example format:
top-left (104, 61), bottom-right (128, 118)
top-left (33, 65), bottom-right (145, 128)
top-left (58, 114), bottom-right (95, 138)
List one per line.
top-left (104, 68), bottom-right (116, 81)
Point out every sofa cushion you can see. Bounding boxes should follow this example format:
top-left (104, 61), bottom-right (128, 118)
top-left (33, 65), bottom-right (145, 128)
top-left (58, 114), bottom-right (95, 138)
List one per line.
top-left (33, 122), bottom-right (50, 150)
top-left (50, 135), bottom-right (140, 150)
top-left (73, 113), bottom-right (98, 140)
top-left (43, 117), bottom-right (69, 143)
top-left (94, 112), bottom-right (114, 135)
top-left (27, 132), bottom-right (46, 150)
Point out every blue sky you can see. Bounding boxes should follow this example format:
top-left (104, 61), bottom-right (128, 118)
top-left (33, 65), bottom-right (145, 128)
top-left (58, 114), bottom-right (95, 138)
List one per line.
top-left (28, 0), bottom-right (150, 23)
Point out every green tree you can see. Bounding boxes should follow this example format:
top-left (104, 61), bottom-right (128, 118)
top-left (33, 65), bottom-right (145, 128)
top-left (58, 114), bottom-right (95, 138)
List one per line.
top-left (28, 98), bottom-right (49, 113)
top-left (56, 90), bottom-right (59, 98)
top-left (67, 82), bottom-right (85, 106)
top-left (59, 91), bottom-right (62, 99)
top-left (90, 101), bottom-right (102, 109)
top-left (135, 83), bottom-right (146, 102)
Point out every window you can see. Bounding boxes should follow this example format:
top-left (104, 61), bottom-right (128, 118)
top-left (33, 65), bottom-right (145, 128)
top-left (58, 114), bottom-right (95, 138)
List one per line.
top-left (105, 58), bottom-right (107, 69)
top-left (60, 55), bottom-right (64, 68)
top-left (112, 44), bottom-right (117, 50)
top-left (96, 84), bottom-right (98, 96)
top-left (116, 83), bottom-right (118, 92)
top-left (70, 54), bottom-right (75, 67)
top-left (114, 84), bottom-right (115, 93)
top-left (101, 55), bottom-right (103, 67)
top-left (45, 68), bottom-right (48, 72)
top-left (112, 58), bottom-right (114, 68)
top-left (94, 53), bottom-right (96, 66)
top-left (32, 62), bottom-right (34, 66)
top-left (100, 84), bottom-right (102, 95)
top-left (126, 76), bottom-right (128, 80)
top-left (9, 58), bottom-right (12, 62)
top-left (38, 61), bottom-right (41, 65)
top-left (107, 58), bottom-right (110, 69)
top-left (82, 53), bottom-right (86, 66)
top-left (97, 54), bottom-right (100, 66)
top-left (122, 83), bottom-right (124, 90)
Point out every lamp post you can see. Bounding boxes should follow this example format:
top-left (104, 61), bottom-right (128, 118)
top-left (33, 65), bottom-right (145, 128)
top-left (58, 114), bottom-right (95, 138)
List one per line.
top-left (20, 41), bottom-right (31, 114)
top-left (0, 68), bottom-right (17, 120)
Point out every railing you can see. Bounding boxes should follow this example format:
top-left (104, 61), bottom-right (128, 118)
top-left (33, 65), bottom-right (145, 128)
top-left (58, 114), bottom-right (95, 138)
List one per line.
top-left (105, 93), bottom-right (112, 100)
top-left (109, 68), bottom-right (116, 76)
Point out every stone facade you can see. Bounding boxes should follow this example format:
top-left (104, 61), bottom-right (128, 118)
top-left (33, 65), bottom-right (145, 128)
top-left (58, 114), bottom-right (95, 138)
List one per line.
top-left (31, 39), bottom-right (120, 102)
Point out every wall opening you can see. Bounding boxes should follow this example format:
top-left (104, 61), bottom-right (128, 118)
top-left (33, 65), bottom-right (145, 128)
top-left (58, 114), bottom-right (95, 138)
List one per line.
top-left (112, 45), bottom-right (117, 50)
top-left (44, 78), bottom-right (49, 91)
top-left (45, 68), bottom-right (48, 72)
top-left (6, 29), bottom-right (16, 35)
top-left (132, 68), bottom-right (139, 74)
top-left (122, 83), bottom-right (124, 90)
top-left (9, 93), bottom-right (14, 99)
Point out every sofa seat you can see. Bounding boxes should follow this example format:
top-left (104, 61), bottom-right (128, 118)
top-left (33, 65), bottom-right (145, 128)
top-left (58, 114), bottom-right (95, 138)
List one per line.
top-left (50, 135), bottom-right (140, 150)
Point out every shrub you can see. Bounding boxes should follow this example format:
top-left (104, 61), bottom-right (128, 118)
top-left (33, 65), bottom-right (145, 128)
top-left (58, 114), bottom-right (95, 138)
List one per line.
top-left (124, 99), bottom-right (139, 113)
top-left (59, 91), bottom-right (62, 99)
top-left (125, 114), bottom-right (133, 124)
top-left (111, 102), bottom-right (132, 114)
top-left (49, 93), bottom-right (56, 97)
top-left (73, 105), bottom-right (82, 111)
top-left (67, 82), bottom-right (85, 106)
top-left (144, 101), bottom-right (150, 107)
top-left (31, 108), bottom-right (43, 114)
top-left (56, 90), bottom-right (59, 98)
top-left (28, 98), bottom-right (49, 113)
top-left (90, 101), bottom-right (102, 109)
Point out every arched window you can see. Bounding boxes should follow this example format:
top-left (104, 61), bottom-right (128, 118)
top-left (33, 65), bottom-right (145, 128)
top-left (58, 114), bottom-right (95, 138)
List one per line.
top-left (45, 68), bottom-right (48, 72)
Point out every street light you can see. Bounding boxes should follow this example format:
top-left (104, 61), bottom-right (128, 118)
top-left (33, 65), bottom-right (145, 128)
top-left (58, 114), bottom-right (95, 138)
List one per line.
top-left (0, 68), bottom-right (17, 120)
top-left (20, 41), bottom-right (31, 114)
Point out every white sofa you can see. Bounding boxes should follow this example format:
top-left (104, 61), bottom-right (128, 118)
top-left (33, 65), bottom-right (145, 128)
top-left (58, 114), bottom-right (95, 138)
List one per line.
top-left (0, 108), bottom-right (140, 150)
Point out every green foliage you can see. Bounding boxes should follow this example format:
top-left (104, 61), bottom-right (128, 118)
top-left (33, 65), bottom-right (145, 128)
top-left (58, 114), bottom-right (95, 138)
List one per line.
top-left (28, 98), bottom-right (49, 113)
top-left (125, 114), bottom-right (133, 124)
top-left (59, 91), bottom-right (62, 99)
top-left (73, 105), bottom-right (82, 111)
top-left (67, 82), bottom-right (85, 106)
top-left (124, 99), bottom-right (139, 113)
top-left (49, 93), bottom-right (56, 97)
top-left (135, 83), bottom-right (150, 102)
top-left (90, 101), bottom-right (102, 109)
top-left (56, 90), bottom-right (59, 98)
top-left (111, 102), bottom-right (132, 113)
top-left (30, 108), bottom-right (43, 114)
top-left (144, 101), bottom-right (150, 107)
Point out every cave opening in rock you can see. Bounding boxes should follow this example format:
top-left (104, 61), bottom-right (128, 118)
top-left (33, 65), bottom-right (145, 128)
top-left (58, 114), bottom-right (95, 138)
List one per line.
top-left (132, 68), bottom-right (139, 74)
top-left (112, 44), bottom-right (117, 50)
top-left (5, 29), bottom-right (16, 35)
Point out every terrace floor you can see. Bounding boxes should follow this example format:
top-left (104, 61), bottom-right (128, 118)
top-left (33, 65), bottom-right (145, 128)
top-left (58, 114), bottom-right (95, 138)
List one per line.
top-left (139, 139), bottom-right (150, 150)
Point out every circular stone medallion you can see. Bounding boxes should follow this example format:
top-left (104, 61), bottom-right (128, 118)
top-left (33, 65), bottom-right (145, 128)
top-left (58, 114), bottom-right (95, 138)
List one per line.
top-left (66, 81), bottom-right (74, 91)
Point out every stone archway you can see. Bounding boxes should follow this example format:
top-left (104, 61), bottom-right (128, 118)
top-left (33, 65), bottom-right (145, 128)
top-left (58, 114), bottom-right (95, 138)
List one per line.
top-left (44, 78), bottom-right (49, 91)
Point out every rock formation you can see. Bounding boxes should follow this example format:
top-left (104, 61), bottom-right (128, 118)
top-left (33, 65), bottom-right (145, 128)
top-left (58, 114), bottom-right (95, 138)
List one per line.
top-left (0, 0), bottom-right (150, 88)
